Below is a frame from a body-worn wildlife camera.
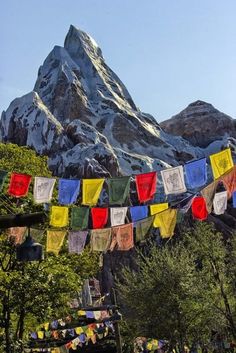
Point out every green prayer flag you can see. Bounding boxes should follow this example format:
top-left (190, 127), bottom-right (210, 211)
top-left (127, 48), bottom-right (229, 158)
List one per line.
top-left (107, 177), bottom-right (130, 205)
top-left (0, 170), bottom-right (8, 192)
top-left (70, 207), bottom-right (89, 230)
top-left (135, 216), bottom-right (154, 242)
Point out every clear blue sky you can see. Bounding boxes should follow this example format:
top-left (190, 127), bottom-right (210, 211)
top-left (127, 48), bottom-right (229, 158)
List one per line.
top-left (1, 0), bottom-right (236, 122)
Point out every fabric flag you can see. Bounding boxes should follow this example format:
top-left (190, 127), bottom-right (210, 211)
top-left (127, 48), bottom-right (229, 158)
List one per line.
top-left (70, 207), bottom-right (89, 230)
top-left (33, 177), bottom-right (56, 204)
top-left (110, 207), bottom-right (127, 226)
top-left (135, 216), bottom-right (154, 242)
top-left (233, 191), bottom-right (236, 208)
top-left (201, 180), bottom-right (219, 213)
top-left (91, 208), bottom-right (108, 229)
top-left (28, 228), bottom-right (44, 243)
top-left (150, 203), bottom-right (169, 228)
top-left (82, 179), bottom-right (104, 206)
top-left (0, 170), bottom-right (7, 192)
top-left (7, 226), bottom-right (26, 244)
top-left (107, 177), bottom-right (130, 205)
top-left (58, 178), bottom-right (80, 205)
top-left (191, 196), bottom-right (208, 220)
top-left (90, 228), bottom-right (111, 252)
top-left (155, 208), bottom-right (177, 238)
top-left (8, 173), bottom-right (31, 197)
top-left (210, 148), bottom-right (234, 179)
top-left (220, 165), bottom-right (236, 198)
top-left (184, 158), bottom-right (207, 188)
top-left (161, 166), bottom-right (186, 195)
top-left (46, 230), bottom-right (67, 255)
top-left (50, 206), bottom-right (69, 227)
top-left (213, 191), bottom-right (228, 215)
top-left (68, 231), bottom-right (88, 254)
top-left (130, 206), bottom-right (148, 223)
top-left (110, 223), bottom-right (134, 251)
top-left (135, 172), bottom-right (157, 202)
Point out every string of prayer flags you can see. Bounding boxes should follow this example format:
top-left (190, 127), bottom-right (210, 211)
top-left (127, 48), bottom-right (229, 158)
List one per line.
top-left (46, 230), bottom-right (67, 255)
top-left (210, 148), bottom-right (234, 179)
top-left (135, 216), bottom-right (154, 242)
top-left (68, 231), bottom-right (88, 254)
top-left (90, 228), bottom-right (111, 252)
top-left (91, 208), bottom-right (108, 229)
top-left (213, 191), bottom-right (228, 215)
top-left (130, 205), bottom-right (148, 222)
top-left (8, 172), bottom-right (31, 197)
top-left (233, 191), bottom-right (236, 208)
top-left (184, 158), bottom-right (207, 188)
top-left (58, 178), bottom-right (80, 205)
top-left (156, 208), bottom-right (177, 238)
top-left (220, 165), bottom-right (236, 198)
top-left (0, 170), bottom-right (7, 191)
top-left (34, 177), bottom-right (56, 204)
top-left (161, 166), bottom-right (186, 195)
top-left (50, 206), bottom-right (69, 228)
top-left (191, 196), bottom-right (208, 221)
top-left (135, 171), bottom-right (157, 202)
top-left (7, 226), bottom-right (26, 244)
top-left (70, 207), bottom-right (89, 230)
top-left (110, 207), bottom-right (128, 226)
top-left (82, 179), bottom-right (104, 206)
top-left (201, 180), bottom-right (219, 213)
top-left (150, 203), bottom-right (169, 228)
top-left (107, 176), bottom-right (130, 205)
top-left (110, 223), bottom-right (134, 251)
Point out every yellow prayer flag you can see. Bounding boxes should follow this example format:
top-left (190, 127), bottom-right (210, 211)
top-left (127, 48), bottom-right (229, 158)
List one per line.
top-left (46, 230), bottom-right (67, 255)
top-left (77, 310), bottom-right (86, 316)
top-left (157, 208), bottom-right (177, 238)
top-left (43, 322), bottom-right (49, 331)
top-left (50, 206), bottom-right (69, 227)
top-left (150, 203), bottom-right (168, 228)
top-left (82, 179), bottom-right (105, 206)
top-left (210, 148), bottom-right (234, 179)
top-left (37, 331), bottom-right (44, 339)
top-left (75, 326), bottom-right (84, 335)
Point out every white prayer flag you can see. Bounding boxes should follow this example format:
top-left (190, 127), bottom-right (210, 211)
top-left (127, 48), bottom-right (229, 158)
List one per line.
top-left (110, 207), bottom-right (128, 226)
top-left (213, 191), bottom-right (228, 215)
top-left (33, 177), bottom-right (56, 204)
top-left (161, 166), bottom-right (187, 195)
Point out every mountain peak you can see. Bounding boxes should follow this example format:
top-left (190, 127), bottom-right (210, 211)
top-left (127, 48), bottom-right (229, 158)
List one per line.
top-left (188, 100), bottom-right (213, 108)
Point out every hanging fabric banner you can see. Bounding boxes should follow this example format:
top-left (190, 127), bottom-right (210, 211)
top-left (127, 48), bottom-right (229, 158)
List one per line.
top-left (201, 180), bottom-right (219, 213)
top-left (82, 179), bottom-right (104, 206)
top-left (191, 196), bottom-right (208, 221)
top-left (135, 172), bottom-right (157, 202)
top-left (130, 205), bottom-right (148, 222)
top-left (58, 179), bottom-right (80, 205)
top-left (135, 216), bottom-right (154, 242)
top-left (213, 191), bottom-right (228, 215)
top-left (91, 208), bottom-right (108, 229)
top-left (150, 203), bottom-right (169, 228)
top-left (28, 228), bottom-right (45, 243)
top-left (7, 226), bottom-right (26, 244)
top-left (8, 173), bottom-right (31, 197)
top-left (184, 158), bottom-right (207, 188)
top-left (156, 208), bottom-right (177, 238)
top-left (46, 230), bottom-right (67, 255)
top-left (210, 148), bottom-right (234, 179)
top-left (68, 231), bottom-right (88, 254)
top-left (70, 207), bottom-right (89, 230)
top-left (50, 206), bottom-right (69, 227)
top-left (90, 228), bottom-right (111, 252)
top-left (34, 177), bottom-right (56, 204)
top-left (220, 165), bottom-right (236, 198)
top-left (110, 207), bottom-right (127, 226)
top-left (161, 166), bottom-right (186, 195)
top-left (110, 223), bottom-right (134, 251)
top-left (233, 191), bottom-right (236, 208)
top-left (0, 170), bottom-right (7, 191)
top-left (107, 176), bottom-right (130, 205)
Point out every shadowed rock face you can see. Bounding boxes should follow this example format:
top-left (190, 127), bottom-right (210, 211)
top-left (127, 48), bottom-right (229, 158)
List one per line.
top-left (160, 100), bottom-right (236, 148)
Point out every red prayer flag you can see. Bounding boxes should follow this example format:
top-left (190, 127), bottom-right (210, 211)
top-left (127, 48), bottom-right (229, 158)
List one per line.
top-left (135, 172), bottom-right (157, 202)
top-left (191, 196), bottom-right (208, 221)
top-left (8, 173), bottom-right (32, 197)
top-left (91, 208), bottom-right (108, 229)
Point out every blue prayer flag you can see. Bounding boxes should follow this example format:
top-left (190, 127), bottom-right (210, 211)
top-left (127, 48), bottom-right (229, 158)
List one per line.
top-left (130, 206), bottom-right (148, 222)
top-left (58, 179), bottom-right (81, 205)
top-left (184, 158), bottom-right (207, 189)
top-left (233, 191), bottom-right (236, 208)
